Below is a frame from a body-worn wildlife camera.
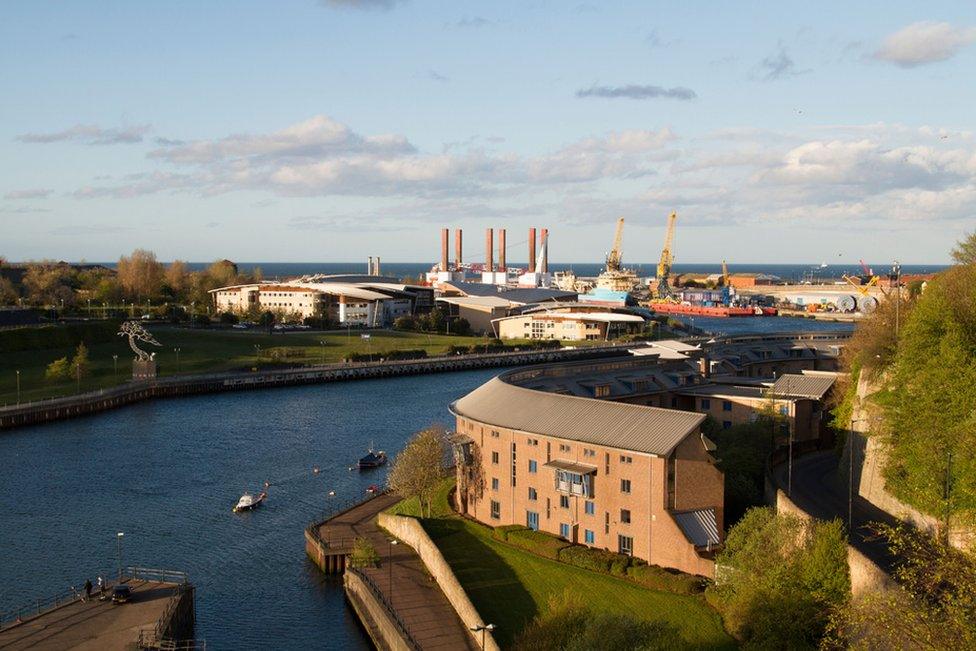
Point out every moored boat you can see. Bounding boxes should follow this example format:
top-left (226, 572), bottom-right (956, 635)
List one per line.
top-left (358, 449), bottom-right (387, 469)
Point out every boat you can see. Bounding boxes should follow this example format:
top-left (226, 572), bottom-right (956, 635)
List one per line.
top-left (232, 491), bottom-right (267, 513)
top-left (358, 448), bottom-right (387, 469)
top-left (366, 484), bottom-right (380, 494)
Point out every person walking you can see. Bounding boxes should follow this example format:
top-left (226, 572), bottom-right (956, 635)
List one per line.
top-left (83, 579), bottom-right (92, 602)
top-left (97, 576), bottom-right (105, 599)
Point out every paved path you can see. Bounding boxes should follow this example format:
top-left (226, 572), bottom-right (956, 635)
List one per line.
top-left (0, 580), bottom-right (178, 651)
top-left (316, 496), bottom-right (478, 651)
top-left (773, 451), bottom-right (897, 574)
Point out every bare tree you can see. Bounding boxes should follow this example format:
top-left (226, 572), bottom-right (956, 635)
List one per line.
top-left (117, 249), bottom-right (164, 300)
top-left (387, 426), bottom-right (448, 517)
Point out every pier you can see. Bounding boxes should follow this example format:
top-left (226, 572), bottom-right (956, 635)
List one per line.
top-left (306, 494), bottom-right (478, 651)
top-left (0, 568), bottom-right (196, 651)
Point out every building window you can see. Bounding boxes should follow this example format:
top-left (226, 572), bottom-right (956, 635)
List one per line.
top-left (604, 512), bottom-right (610, 534)
top-left (526, 511), bottom-right (539, 530)
top-left (618, 535), bottom-right (634, 556)
top-left (723, 400), bottom-right (733, 411)
top-left (491, 430), bottom-right (500, 438)
top-left (583, 448), bottom-right (595, 458)
top-left (779, 405), bottom-right (788, 416)
top-left (584, 529), bottom-right (595, 544)
top-left (528, 487), bottom-right (538, 501)
top-left (723, 421), bottom-right (732, 430)
top-left (594, 384), bottom-right (610, 398)
top-left (528, 459), bottom-right (537, 473)
top-left (620, 509), bottom-right (631, 524)
top-left (619, 455), bottom-right (632, 464)
top-left (671, 397), bottom-right (678, 408)
top-left (620, 479), bottom-right (631, 494)
top-left (554, 469), bottom-right (592, 497)
top-left (584, 500), bottom-right (595, 515)
top-left (559, 443), bottom-right (571, 453)
top-left (560, 523), bottom-right (571, 539)
top-left (701, 398), bottom-right (711, 410)
top-left (559, 495), bottom-right (569, 509)
top-left (491, 478), bottom-right (499, 491)
top-left (490, 501), bottom-right (500, 519)
top-left (491, 451), bottom-right (499, 464)
top-left (605, 452), bottom-right (610, 475)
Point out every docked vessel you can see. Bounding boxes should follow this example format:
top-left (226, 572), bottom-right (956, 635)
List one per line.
top-left (647, 303), bottom-right (778, 318)
top-left (232, 491), bottom-right (267, 513)
top-left (358, 448), bottom-right (387, 469)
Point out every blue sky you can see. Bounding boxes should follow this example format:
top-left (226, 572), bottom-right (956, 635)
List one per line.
top-left (2, 1), bottom-right (975, 264)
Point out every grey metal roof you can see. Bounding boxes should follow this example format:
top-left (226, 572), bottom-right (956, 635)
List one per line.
top-left (543, 459), bottom-right (598, 474)
top-left (453, 377), bottom-right (705, 456)
top-left (772, 373), bottom-right (836, 400)
top-left (673, 508), bottom-right (720, 548)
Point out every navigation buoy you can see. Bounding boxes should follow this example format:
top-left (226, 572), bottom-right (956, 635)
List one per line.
top-left (312, 467), bottom-right (320, 475)
top-left (328, 490), bottom-right (336, 497)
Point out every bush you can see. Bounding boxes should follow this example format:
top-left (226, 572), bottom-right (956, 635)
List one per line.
top-left (45, 356), bottom-right (71, 381)
top-left (347, 348), bottom-right (428, 362)
top-left (492, 524), bottom-right (527, 542)
top-left (349, 537), bottom-right (380, 568)
top-left (557, 545), bottom-right (619, 574)
top-left (626, 564), bottom-right (704, 595)
top-left (506, 528), bottom-right (571, 560)
top-left (218, 311), bottom-right (239, 325)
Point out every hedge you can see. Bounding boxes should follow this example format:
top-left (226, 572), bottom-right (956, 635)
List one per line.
top-left (505, 528), bottom-right (571, 560)
top-left (0, 320), bottom-right (122, 353)
top-left (347, 348), bottom-right (428, 362)
top-left (492, 524), bottom-right (527, 542)
top-left (626, 563), bottom-right (705, 595)
top-left (557, 545), bottom-right (621, 574)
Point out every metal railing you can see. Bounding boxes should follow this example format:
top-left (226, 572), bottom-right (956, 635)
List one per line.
top-left (307, 489), bottom-right (389, 536)
top-left (347, 567), bottom-right (421, 651)
top-left (124, 567), bottom-right (189, 585)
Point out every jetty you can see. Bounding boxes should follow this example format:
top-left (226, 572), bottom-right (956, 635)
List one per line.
top-left (0, 568), bottom-right (196, 650)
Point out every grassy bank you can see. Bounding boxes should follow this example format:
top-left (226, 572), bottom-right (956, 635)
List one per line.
top-left (0, 326), bottom-right (534, 405)
top-left (389, 481), bottom-right (734, 649)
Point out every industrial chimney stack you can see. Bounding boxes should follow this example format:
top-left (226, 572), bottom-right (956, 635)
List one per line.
top-left (541, 228), bottom-right (549, 273)
top-left (455, 229), bottom-right (463, 270)
top-left (440, 228), bottom-right (449, 272)
top-left (485, 228), bottom-right (494, 272)
top-left (498, 228), bottom-right (506, 271)
top-left (528, 227), bottom-right (537, 270)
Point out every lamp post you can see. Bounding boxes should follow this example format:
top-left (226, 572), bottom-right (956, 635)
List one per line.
top-left (388, 539), bottom-right (398, 606)
top-left (174, 347), bottom-right (181, 373)
top-left (113, 355), bottom-right (118, 381)
top-left (116, 532), bottom-right (124, 580)
top-left (254, 345), bottom-right (261, 367)
top-left (469, 624), bottom-right (496, 650)
top-left (319, 340), bottom-right (326, 365)
top-left (16, 370), bottom-right (21, 405)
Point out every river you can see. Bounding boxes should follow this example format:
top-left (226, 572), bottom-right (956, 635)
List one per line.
top-left (0, 368), bottom-right (501, 650)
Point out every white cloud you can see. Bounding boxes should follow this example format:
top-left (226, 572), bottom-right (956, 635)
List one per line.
top-left (4, 188), bottom-right (53, 199)
top-left (874, 21), bottom-right (976, 67)
top-left (16, 123), bottom-right (151, 145)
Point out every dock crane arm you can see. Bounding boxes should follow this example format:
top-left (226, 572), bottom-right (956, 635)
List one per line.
top-left (606, 217), bottom-right (625, 271)
top-left (655, 211), bottom-right (677, 299)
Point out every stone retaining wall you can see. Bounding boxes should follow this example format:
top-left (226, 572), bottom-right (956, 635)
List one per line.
top-left (344, 570), bottom-right (415, 651)
top-left (378, 512), bottom-right (500, 651)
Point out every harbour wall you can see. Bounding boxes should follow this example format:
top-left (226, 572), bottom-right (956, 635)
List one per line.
top-left (344, 569), bottom-right (419, 651)
top-left (0, 345), bottom-right (629, 431)
top-left (378, 511), bottom-right (501, 651)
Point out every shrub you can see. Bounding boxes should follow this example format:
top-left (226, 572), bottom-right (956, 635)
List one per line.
top-left (557, 545), bottom-right (619, 574)
top-left (349, 537), bottom-right (380, 568)
top-left (626, 564), bottom-right (704, 595)
top-left (45, 356), bottom-right (71, 381)
top-left (505, 528), bottom-right (570, 560)
top-left (218, 311), bottom-right (239, 325)
top-left (492, 524), bottom-right (527, 542)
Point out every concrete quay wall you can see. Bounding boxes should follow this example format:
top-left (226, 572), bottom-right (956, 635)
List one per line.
top-left (378, 512), bottom-right (501, 651)
top-left (344, 569), bottom-right (417, 651)
top-left (0, 345), bottom-right (629, 431)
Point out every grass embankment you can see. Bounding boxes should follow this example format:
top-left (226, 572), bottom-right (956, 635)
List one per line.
top-left (388, 480), bottom-right (734, 649)
top-left (0, 325), bottom-right (526, 405)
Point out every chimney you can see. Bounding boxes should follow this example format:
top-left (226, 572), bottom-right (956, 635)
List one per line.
top-left (455, 229), bottom-right (463, 270)
top-left (485, 228), bottom-right (494, 273)
top-left (541, 228), bottom-right (549, 273)
top-left (698, 354), bottom-right (711, 379)
top-left (440, 228), bottom-right (449, 272)
top-left (368, 256), bottom-right (373, 275)
top-left (374, 256), bottom-right (381, 276)
top-left (528, 228), bottom-right (537, 270)
top-left (498, 228), bottom-right (506, 271)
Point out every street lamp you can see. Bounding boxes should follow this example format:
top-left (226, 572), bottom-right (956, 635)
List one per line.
top-left (15, 370), bottom-right (21, 405)
top-left (388, 539), bottom-right (398, 606)
top-left (469, 624), bottom-right (496, 650)
top-left (174, 347), bottom-right (181, 372)
top-left (116, 532), bottom-right (124, 580)
top-left (254, 345), bottom-right (261, 367)
top-left (319, 340), bottom-right (327, 365)
top-left (113, 354), bottom-right (118, 381)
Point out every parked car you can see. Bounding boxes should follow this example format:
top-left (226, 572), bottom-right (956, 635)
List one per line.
top-left (111, 585), bottom-right (132, 604)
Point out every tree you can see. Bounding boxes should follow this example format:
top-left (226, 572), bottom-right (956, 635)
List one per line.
top-left (951, 230), bottom-right (976, 265)
top-left (165, 260), bottom-right (190, 298)
top-left (387, 426), bottom-right (448, 517)
top-left (22, 261), bottom-right (75, 306)
top-left (828, 523), bottom-right (976, 649)
top-left (708, 508), bottom-right (849, 648)
top-left (206, 259), bottom-right (240, 289)
top-left (702, 417), bottom-right (773, 526)
top-left (117, 249), bottom-right (164, 299)
top-left (72, 342), bottom-right (90, 379)
top-left (349, 537), bottom-right (380, 568)
top-left (45, 356), bottom-right (71, 381)
top-left (0, 276), bottom-right (18, 305)
top-left (393, 315), bottom-right (417, 331)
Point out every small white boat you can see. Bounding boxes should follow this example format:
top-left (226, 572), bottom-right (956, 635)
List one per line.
top-left (232, 491), bottom-right (267, 513)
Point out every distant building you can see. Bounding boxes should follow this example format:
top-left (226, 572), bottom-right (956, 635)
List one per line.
top-left (493, 304), bottom-right (647, 341)
top-left (728, 273), bottom-right (779, 289)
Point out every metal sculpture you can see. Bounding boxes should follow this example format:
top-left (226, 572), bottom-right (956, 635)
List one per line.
top-left (118, 321), bottom-right (162, 361)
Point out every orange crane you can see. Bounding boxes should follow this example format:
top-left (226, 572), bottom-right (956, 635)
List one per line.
top-left (605, 217), bottom-right (625, 272)
top-left (656, 211), bottom-right (677, 299)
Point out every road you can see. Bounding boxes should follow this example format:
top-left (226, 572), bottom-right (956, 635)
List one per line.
top-left (773, 451), bottom-right (897, 574)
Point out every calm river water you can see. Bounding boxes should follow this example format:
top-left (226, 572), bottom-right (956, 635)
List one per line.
top-left (0, 368), bottom-right (501, 649)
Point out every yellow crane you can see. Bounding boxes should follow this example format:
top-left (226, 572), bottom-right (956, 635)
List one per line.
top-left (656, 211), bottom-right (677, 299)
top-left (722, 259), bottom-right (730, 286)
top-left (605, 217), bottom-right (625, 272)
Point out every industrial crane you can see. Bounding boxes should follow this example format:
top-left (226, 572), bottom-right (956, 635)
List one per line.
top-left (605, 217), bottom-right (625, 272)
top-left (721, 260), bottom-right (730, 286)
top-left (656, 211), bottom-right (677, 299)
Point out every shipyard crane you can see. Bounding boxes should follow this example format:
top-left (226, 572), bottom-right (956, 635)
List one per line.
top-left (605, 217), bottom-right (625, 272)
top-left (721, 260), bottom-right (730, 287)
top-left (656, 211), bottom-right (678, 299)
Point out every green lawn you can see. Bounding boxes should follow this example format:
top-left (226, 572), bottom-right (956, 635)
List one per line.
top-left (0, 326), bottom-right (506, 405)
top-left (389, 481), bottom-right (735, 649)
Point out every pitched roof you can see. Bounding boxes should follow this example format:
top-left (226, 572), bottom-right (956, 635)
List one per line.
top-left (673, 508), bottom-right (721, 548)
top-left (772, 373), bottom-right (836, 400)
top-left (452, 376), bottom-right (704, 456)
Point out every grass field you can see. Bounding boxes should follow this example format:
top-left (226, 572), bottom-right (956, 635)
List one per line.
top-left (0, 326), bottom-right (508, 405)
top-left (389, 481), bottom-right (735, 649)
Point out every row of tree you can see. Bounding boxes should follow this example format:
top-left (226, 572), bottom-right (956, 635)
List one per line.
top-left (0, 250), bottom-right (261, 308)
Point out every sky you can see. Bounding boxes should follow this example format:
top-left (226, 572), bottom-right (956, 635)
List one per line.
top-left (2, 1), bottom-right (975, 265)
